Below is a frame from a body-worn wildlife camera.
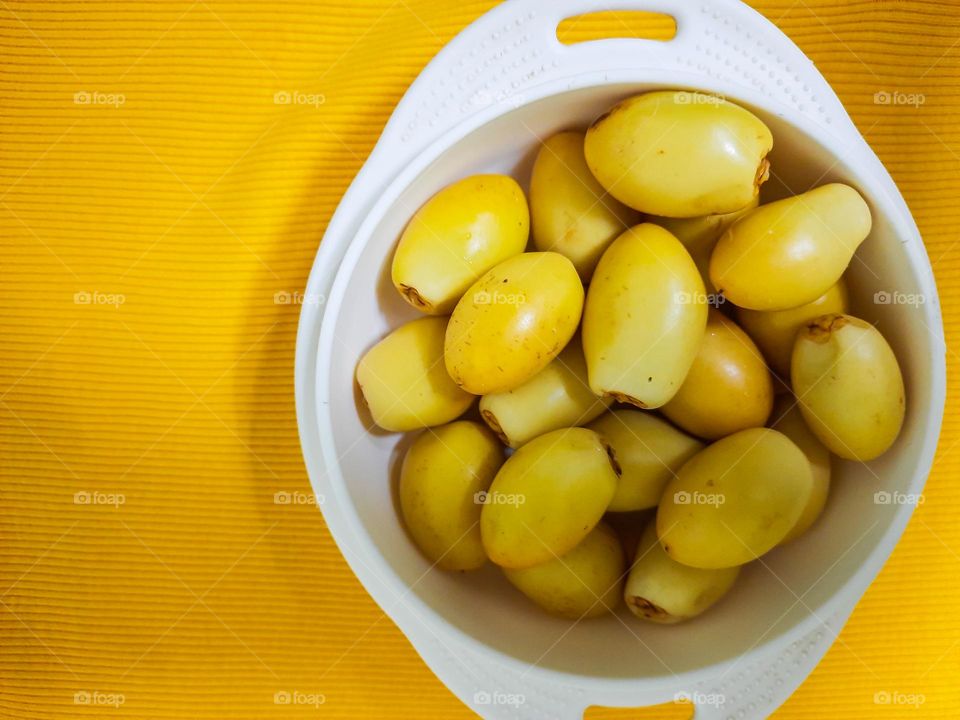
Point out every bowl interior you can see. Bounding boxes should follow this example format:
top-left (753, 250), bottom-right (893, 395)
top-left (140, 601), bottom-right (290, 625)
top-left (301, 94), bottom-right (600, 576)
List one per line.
top-left (320, 83), bottom-right (937, 680)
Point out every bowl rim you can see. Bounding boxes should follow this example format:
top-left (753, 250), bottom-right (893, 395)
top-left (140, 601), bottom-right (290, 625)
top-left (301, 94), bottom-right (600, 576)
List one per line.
top-left (311, 70), bottom-right (946, 692)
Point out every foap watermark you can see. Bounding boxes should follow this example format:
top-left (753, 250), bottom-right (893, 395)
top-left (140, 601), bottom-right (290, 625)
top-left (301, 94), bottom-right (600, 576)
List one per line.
top-left (274, 290), bottom-right (324, 306)
top-left (274, 490), bottom-right (323, 506)
top-left (874, 490), bottom-right (924, 507)
top-left (74, 691), bottom-right (125, 708)
top-left (274, 91), bottom-right (325, 108)
top-left (74, 91), bottom-right (125, 107)
top-left (674, 490), bottom-right (724, 507)
top-left (273, 690), bottom-right (326, 708)
top-left (674, 290), bottom-right (726, 308)
top-left (674, 91), bottom-right (725, 106)
top-left (475, 490), bottom-right (525, 507)
top-left (874, 90), bottom-right (925, 108)
top-left (74, 491), bottom-right (126, 508)
top-left (473, 690), bottom-right (526, 708)
top-left (674, 690), bottom-right (726, 707)
top-left (474, 290), bottom-right (526, 306)
top-left (75, 290), bottom-right (125, 308)
top-left (874, 690), bottom-right (926, 708)
top-left (874, 290), bottom-right (926, 307)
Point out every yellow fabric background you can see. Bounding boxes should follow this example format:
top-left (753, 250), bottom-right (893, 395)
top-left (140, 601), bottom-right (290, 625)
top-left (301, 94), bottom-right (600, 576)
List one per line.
top-left (1, 1), bottom-right (957, 717)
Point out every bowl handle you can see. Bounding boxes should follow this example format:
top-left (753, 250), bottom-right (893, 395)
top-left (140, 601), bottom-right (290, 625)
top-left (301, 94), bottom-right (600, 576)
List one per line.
top-left (375, 0), bottom-right (859, 168)
top-left (400, 605), bottom-right (851, 719)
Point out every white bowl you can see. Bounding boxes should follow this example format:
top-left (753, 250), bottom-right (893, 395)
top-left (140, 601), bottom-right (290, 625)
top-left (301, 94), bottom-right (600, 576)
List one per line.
top-left (298, 1), bottom-right (945, 716)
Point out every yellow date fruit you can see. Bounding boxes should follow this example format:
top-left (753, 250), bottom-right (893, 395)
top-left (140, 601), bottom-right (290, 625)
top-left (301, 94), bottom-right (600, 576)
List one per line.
top-left (624, 522), bottom-right (739, 623)
top-left (737, 280), bottom-right (849, 379)
top-left (530, 131), bottom-right (639, 281)
top-left (481, 427), bottom-right (619, 569)
top-left (710, 184), bottom-right (871, 310)
top-left (588, 410), bottom-right (703, 512)
top-left (399, 421), bottom-right (504, 570)
top-left (647, 197), bottom-right (758, 292)
top-left (791, 314), bottom-right (905, 461)
top-left (657, 428), bottom-right (813, 568)
top-left (445, 252), bottom-right (584, 395)
top-left (504, 523), bottom-right (625, 619)
top-left (770, 396), bottom-right (831, 543)
top-left (661, 310), bottom-right (774, 440)
top-left (479, 339), bottom-right (611, 448)
top-left (584, 90), bottom-right (773, 217)
top-left (583, 224), bottom-right (708, 408)
top-left (357, 316), bottom-right (474, 432)
top-left (392, 174), bottom-right (529, 314)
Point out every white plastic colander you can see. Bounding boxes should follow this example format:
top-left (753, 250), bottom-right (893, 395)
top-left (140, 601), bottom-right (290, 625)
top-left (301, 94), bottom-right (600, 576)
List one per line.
top-left (295, 1), bottom-right (946, 717)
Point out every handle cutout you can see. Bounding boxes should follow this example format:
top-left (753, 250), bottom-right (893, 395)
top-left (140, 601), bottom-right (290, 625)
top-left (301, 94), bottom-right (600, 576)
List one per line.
top-left (557, 11), bottom-right (677, 45)
top-left (585, 699), bottom-right (692, 719)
